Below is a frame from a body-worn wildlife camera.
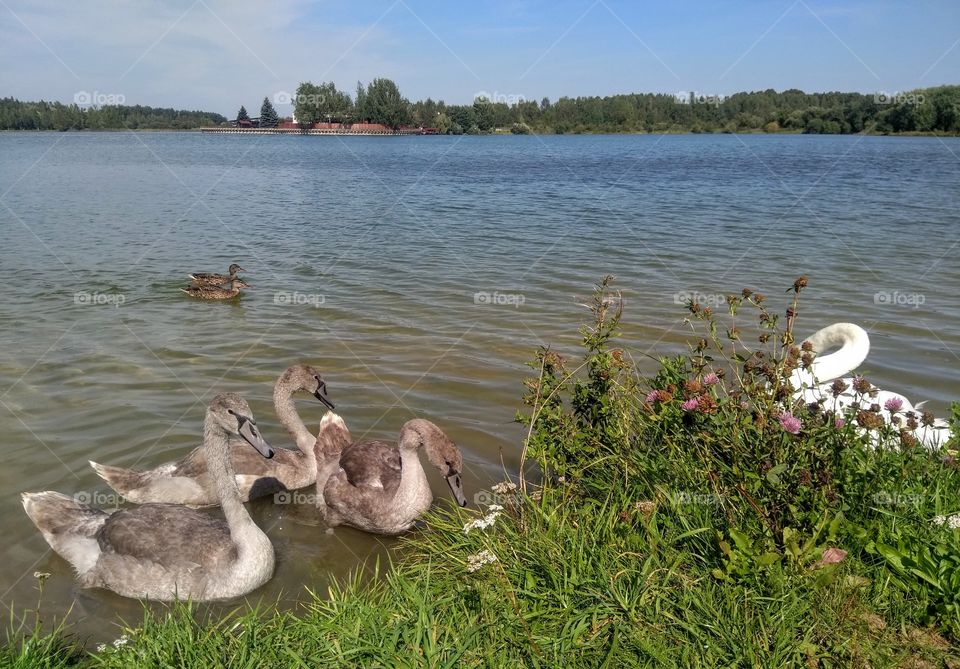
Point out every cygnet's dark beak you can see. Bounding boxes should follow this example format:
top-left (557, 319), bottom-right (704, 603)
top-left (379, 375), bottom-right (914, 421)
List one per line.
top-left (238, 415), bottom-right (274, 459)
top-left (446, 472), bottom-right (467, 507)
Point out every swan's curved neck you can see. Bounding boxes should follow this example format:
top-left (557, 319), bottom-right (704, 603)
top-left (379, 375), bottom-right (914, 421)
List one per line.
top-left (203, 417), bottom-right (258, 544)
top-left (791, 322), bottom-right (870, 387)
top-left (274, 382), bottom-right (317, 459)
top-left (392, 445), bottom-right (429, 510)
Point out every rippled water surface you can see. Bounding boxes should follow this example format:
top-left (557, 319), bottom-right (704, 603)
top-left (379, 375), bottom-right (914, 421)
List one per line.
top-left (0, 132), bottom-right (958, 639)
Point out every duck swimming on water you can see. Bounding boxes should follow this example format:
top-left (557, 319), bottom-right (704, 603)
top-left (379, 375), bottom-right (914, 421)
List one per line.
top-left (189, 263), bottom-right (245, 287)
top-left (181, 277), bottom-right (249, 300)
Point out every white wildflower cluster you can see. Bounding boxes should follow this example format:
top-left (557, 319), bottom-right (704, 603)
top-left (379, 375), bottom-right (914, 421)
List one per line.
top-left (466, 549), bottom-right (498, 573)
top-left (491, 481), bottom-right (517, 495)
top-left (462, 505), bottom-right (503, 534)
top-left (933, 513), bottom-right (960, 529)
top-left (94, 635), bottom-right (130, 653)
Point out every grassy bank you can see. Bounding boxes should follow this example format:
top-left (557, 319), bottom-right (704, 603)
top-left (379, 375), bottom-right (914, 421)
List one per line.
top-left (4, 277), bottom-right (960, 667)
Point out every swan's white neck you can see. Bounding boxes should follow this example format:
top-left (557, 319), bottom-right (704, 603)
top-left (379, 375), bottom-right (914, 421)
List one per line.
top-left (791, 322), bottom-right (870, 388)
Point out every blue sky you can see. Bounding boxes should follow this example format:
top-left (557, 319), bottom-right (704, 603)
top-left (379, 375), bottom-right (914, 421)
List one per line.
top-left (1, 0), bottom-right (958, 117)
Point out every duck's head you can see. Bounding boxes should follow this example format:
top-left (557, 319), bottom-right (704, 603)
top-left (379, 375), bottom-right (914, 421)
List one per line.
top-left (231, 278), bottom-right (251, 289)
top-left (228, 263), bottom-right (246, 274)
top-left (276, 363), bottom-right (334, 410)
top-left (401, 419), bottom-right (468, 507)
top-left (208, 393), bottom-right (274, 458)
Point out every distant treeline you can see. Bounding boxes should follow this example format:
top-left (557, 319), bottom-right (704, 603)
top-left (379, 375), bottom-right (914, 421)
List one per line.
top-left (290, 79), bottom-right (960, 135)
top-left (426, 85), bottom-right (960, 135)
top-left (4, 84), bottom-right (959, 134)
top-left (0, 98), bottom-right (227, 131)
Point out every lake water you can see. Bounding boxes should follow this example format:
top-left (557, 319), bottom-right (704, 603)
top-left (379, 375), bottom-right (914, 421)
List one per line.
top-left (0, 132), bottom-right (958, 641)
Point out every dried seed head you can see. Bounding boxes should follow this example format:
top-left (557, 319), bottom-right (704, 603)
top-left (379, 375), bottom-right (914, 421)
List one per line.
top-left (857, 410), bottom-right (884, 430)
top-left (900, 431), bottom-right (919, 449)
top-left (697, 395), bottom-right (718, 414)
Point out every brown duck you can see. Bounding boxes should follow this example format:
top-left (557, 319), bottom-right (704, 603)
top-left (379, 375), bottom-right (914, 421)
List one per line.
top-left (189, 263), bottom-right (245, 287)
top-left (181, 277), bottom-right (249, 300)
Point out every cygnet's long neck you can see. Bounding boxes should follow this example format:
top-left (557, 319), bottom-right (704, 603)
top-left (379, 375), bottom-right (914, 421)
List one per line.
top-left (204, 415), bottom-right (259, 545)
top-left (392, 422), bottom-right (434, 509)
top-left (791, 322), bottom-right (870, 388)
top-left (274, 379), bottom-right (317, 465)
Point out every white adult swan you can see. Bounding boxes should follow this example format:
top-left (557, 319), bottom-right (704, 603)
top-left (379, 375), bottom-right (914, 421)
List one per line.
top-left (89, 364), bottom-right (334, 506)
top-left (792, 323), bottom-right (952, 448)
top-left (22, 393), bottom-right (276, 601)
top-left (789, 322), bottom-right (870, 390)
top-left (313, 414), bottom-right (468, 535)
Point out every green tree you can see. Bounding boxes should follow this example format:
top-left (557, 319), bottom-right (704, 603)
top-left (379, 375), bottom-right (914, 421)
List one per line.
top-left (434, 111), bottom-right (451, 134)
top-left (294, 82), bottom-right (352, 127)
top-left (473, 96), bottom-right (494, 132)
top-left (236, 105), bottom-right (249, 123)
top-left (932, 87), bottom-right (960, 131)
top-left (354, 81), bottom-right (367, 121)
top-left (259, 96), bottom-right (279, 127)
top-left (447, 105), bottom-right (476, 133)
top-left (363, 78), bottom-right (411, 128)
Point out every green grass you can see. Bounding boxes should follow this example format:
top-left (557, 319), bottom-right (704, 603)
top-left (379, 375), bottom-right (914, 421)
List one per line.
top-left (5, 276), bottom-right (960, 667)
